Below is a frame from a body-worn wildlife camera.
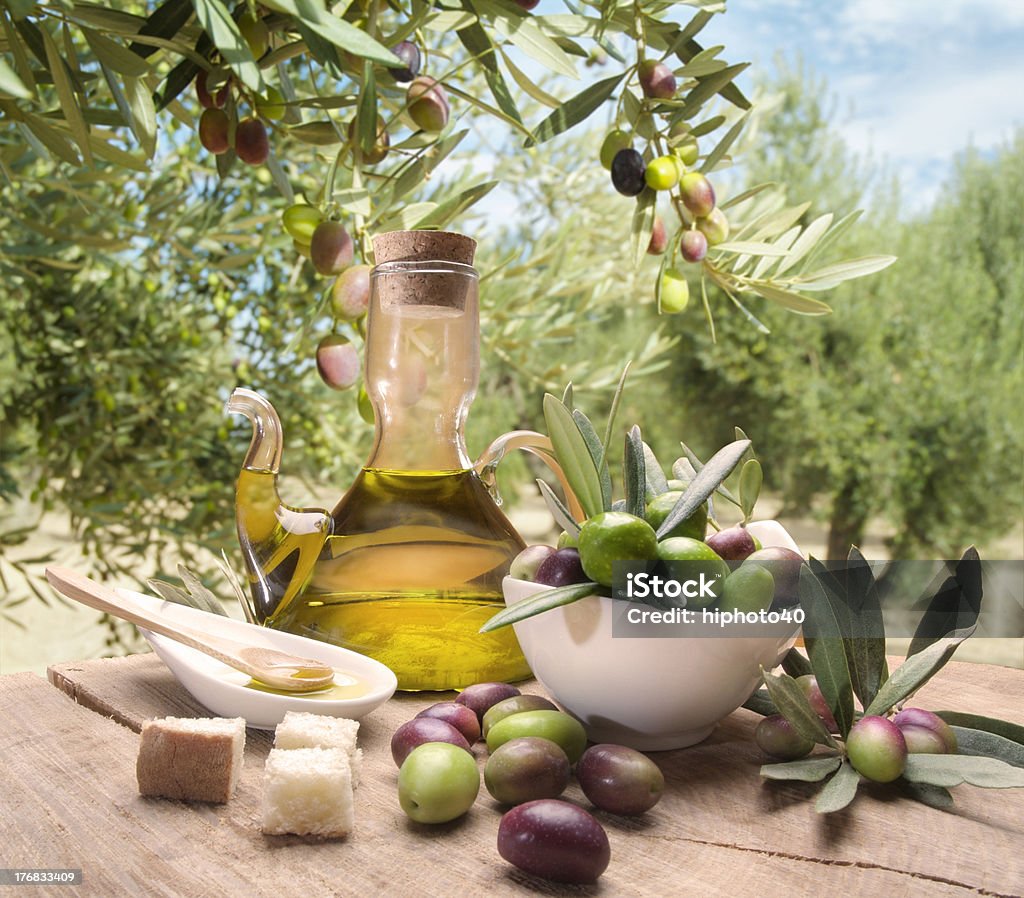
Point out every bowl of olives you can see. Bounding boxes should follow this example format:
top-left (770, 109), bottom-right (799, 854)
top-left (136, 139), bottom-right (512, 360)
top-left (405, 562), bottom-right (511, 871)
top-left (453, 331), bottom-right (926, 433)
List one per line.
top-left (501, 520), bottom-right (801, 751)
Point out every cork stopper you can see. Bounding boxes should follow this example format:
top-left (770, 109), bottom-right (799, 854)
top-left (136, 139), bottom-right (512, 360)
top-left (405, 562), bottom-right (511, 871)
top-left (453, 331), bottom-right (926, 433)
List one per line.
top-left (372, 230), bottom-right (476, 267)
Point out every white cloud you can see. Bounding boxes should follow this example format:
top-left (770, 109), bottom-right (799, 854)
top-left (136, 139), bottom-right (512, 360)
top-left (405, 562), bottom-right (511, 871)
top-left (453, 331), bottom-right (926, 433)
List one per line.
top-left (840, 0), bottom-right (1024, 31)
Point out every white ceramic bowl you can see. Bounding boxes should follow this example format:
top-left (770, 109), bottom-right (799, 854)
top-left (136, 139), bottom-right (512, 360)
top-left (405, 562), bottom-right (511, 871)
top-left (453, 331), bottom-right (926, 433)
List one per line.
top-left (503, 521), bottom-right (801, 750)
top-left (116, 588), bottom-right (397, 729)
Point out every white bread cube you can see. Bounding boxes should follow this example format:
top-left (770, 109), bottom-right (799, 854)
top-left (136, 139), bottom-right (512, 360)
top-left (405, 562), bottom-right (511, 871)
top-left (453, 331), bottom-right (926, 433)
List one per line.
top-left (261, 747), bottom-right (353, 838)
top-left (136, 717), bottom-right (245, 804)
top-left (273, 712), bottom-right (362, 786)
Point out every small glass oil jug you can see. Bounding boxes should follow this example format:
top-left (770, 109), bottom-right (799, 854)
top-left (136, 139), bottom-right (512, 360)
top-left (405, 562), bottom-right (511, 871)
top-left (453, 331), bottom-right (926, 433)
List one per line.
top-left (227, 231), bottom-right (569, 690)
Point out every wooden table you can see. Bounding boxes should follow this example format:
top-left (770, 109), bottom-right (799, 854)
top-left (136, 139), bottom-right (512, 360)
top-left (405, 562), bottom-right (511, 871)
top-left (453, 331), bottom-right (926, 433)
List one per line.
top-left (2, 655), bottom-right (1022, 897)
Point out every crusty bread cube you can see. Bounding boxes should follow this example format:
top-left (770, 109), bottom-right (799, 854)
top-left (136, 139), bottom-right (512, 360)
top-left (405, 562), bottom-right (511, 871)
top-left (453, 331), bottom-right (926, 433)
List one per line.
top-left (273, 712), bottom-right (362, 786)
top-left (261, 747), bottom-right (353, 838)
top-left (136, 716), bottom-right (245, 804)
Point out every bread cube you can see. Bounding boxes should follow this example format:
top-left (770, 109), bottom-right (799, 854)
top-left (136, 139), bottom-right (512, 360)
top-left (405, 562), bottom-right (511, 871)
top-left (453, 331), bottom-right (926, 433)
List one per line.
top-left (261, 747), bottom-right (354, 838)
top-left (273, 712), bottom-right (362, 786)
top-left (136, 716), bottom-right (245, 804)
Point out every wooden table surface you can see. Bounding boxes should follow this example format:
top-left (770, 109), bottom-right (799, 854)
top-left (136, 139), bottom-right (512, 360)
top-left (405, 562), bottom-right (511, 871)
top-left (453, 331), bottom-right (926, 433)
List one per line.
top-left (1, 653), bottom-right (1021, 897)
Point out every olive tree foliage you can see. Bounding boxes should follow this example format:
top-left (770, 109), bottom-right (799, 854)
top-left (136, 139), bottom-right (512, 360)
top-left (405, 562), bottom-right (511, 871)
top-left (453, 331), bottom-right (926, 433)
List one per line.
top-left (658, 62), bottom-right (1024, 559)
top-left (0, 1), bottom-right (891, 629)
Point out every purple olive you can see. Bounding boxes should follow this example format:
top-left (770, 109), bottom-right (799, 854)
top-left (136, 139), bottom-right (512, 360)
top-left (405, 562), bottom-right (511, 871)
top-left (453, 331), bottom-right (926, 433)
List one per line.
top-left (610, 148), bottom-right (646, 197)
top-left (315, 335), bottom-right (360, 391)
top-left (482, 695), bottom-right (559, 739)
top-left (796, 675), bottom-right (839, 732)
top-left (576, 744), bottom-right (665, 815)
top-left (485, 737), bottom-right (571, 805)
top-left (637, 59), bottom-right (676, 99)
top-left (679, 229), bottom-right (708, 263)
top-left (416, 701), bottom-right (481, 744)
top-left (705, 525), bottom-right (757, 561)
top-left (892, 707), bottom-right (958, 753)
top-left (754, 714), bottom-right (814, 761)
top-left (647, 216), bottom-right (668, 255)
top-left (407, 76), bottom-right (449, 132)
top-left (697, 207), bottom-right (730, 245)
top-left (509, 545), bottom-right (555, 582)
top-left (198, 108), bottom-right (230, 155)
top-left (497, 799), bottom-right (610, 884)
top-left (389, 40), bottom-right (421, 82)
top-left (746, 547), bottom-right (805, 603)
top-left (234, 117), bottom-right (269, 166)
top-left (455, 682), bottom-right (521, 722)
top-left (846, 716), bottom-right (907, 783)
top-left (534, 548), bottom-right (586, 587)
top-left (390, 717), bottom-right (471, 767)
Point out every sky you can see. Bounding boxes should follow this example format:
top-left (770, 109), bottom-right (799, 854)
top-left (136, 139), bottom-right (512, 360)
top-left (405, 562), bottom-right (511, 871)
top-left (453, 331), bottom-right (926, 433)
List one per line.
top-left (699, 0), bottom-right (1024, 210)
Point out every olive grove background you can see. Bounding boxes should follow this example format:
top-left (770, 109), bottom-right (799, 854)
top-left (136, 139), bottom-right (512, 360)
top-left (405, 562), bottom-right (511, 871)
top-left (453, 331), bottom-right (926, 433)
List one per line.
top-left (0, 0), bottom-right (1021, 665)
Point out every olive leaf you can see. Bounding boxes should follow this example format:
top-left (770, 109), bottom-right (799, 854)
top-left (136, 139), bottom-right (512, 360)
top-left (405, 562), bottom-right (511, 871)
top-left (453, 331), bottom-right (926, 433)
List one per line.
top-left (902, 755), bottom-right (1024, 789)
top-left (537, 479), bottom-right (581, 536)
top-left (936, 711), bottom-right (1024, 747)
top-left (951, 727), bottom-right (1024, 768)
top-left (656, 439), bottom-right (750, 538)
top-left (631, 187), bottom-right (656, 270)
top-left (623, 425), bottom-right (646, 519)
top-left (192, 0), bottom-right (265, 94)
top-left (642, 441), bottom-right (669, 497)
top-left (843, 546), bottom-right (887, 710)
top-left (799, 564), bottom-right (855, 737)
top-left (742, 688), bottom-right (778, 717)
top-left (907, 547), bottom-right (982, 658)
top-left (147, 564), bottom-right (227, 617)
top-left (676, 441), bottom-right (740, 506)
top-left (761, 668), bottom-right (838, 748)
top-left (738, 458), bottom-right (761, 523)
top-left (543, 393), bottom-right (605, 519)
top-left (815, 761), bottom-right (860, 814)
top-left (781, 647), bottom-right (813, 679)
top-left (601, 362), bottom-right (630, 451)
top-left (760, 756), bottom-right (841, 783)
top-left (901, 782), bottom-right (954, 811)
top-left (479, 581), bottom-right (601, 632)
top-left (573, 409), bottom-right (612, 511)
top-left (525, 71), bottom-right (624, 147)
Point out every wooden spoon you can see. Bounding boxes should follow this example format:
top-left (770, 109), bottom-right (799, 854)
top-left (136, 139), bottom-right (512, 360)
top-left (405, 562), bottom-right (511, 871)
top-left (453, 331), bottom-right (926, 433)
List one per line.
top-left (45, 566), bottom-right (335, 693)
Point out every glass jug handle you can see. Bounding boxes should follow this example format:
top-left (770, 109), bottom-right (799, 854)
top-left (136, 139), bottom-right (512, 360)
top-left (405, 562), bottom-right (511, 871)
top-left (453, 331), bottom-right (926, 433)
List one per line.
top-left (473, 430), bottom-right (585, 522)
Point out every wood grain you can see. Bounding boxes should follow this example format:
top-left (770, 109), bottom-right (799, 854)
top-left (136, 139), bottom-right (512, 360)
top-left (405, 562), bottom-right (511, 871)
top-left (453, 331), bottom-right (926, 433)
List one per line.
top-left (0, 656), bottom-right (1017, 897)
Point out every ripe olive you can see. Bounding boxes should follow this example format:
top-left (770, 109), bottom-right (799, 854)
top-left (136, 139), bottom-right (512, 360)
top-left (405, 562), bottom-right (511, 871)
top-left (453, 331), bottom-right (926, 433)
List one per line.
top-left (576, 744), bottom-right (665, 815)
top-left (407, 76), bottom-right (450, 132)
top-left (485, 737), bottom-right (571, 805)
top-left (195, 70), bottom-right (227, 109)
top-left (513, 0), bottom-right (540, 8)
top-left (198, 108), bottom-right (230, 155)
top-left (390, 717), bottom-right (472, 767)
top-left (347, 116), bottom-right (390, 165)
top-left (659, 268), bottom-right (689, 313)
top-left (697, 206), bottom-right (730, 245)
top-left (310, 221), bottom-right (354, 276)
top-left (645, 155), bottom-right (679, 191)
top-left (680, 229), bottom-right (709, 263)
top-left (610, 148), bottom-right (646, 197)
top-left (455, 682), bottom-right (521, 722)
top-left (706, 524), bottom-right (757, 561)
top-left (891, 708), bottom-right (958, 753)
top-left (497, 800), bottom-right (610, 884)
top-left (846, 716), bottom-right (908, 783)
top-left (637, 59), bottom-right (676, 99)
top-left (534, 547), bottom-right (586, 587)
top-left (315, 335), bottom-right (360, 391)
top-left (330, 264), bottom-right (371, 320)
top-left (234, 117), bottom-right (269, 166)
top-left (754, 715), bottom-right (814, 761)
top-left (389, 40), bottom-right (421, 82)
top-left (745, 547), bottom-right (805, 604)
top-left (486, 709), bottom-right (588, 764)
top-left (482, 695), bottom-right (559, 739)
top-left (600, 129), bottom-right (632, 170)
top-left (796, 675), bottom-right (839, 732)
top-left (647, 216), bottom-right (668, 255)
top-left (416, 701), bottom-right (481, 744)
top-left (679, 171), bottom-right (716, 217)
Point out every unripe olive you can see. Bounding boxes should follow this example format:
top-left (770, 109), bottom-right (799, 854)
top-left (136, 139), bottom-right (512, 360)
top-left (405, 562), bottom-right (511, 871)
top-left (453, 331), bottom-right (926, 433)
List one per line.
top-left (599, 129), bottom-right (631, 170)
top-left (900, 725), bottom-right (948, 754)
top-left (310, 221), bottom-right (355, 276)
top-left (315, 335), bottom-right (360, 391)
top-left (755, 714), bottom-right (814, 761)
top-left (482, 695), bottom-right (559, 738)
top-left (347, 116), bottom-right (390, 165)
top-left (330, 264), bottom-right (371, 320)
top-left (679, 171), bottom-right (716, 217)
top-left (891, 707), bottom-right (958, 753)
top-left (610, 148), bottom-right (645, 197)
top-left (660, 268), bottom-right (689, 314)
top-left (509, 545), bottom-right (555, 582)
top-left (292, 239), bottom-right (311, 259)
top-left (697, 207), bottom-right (730, 245)
top-left (679, 229), bottom-right (708, 263)
top-left (674, 136), bottom-right (699, 167)
top-left (388, 40), bottom-right (421, 82)
top-left (234, 117), bottom-right (269, 166)
top-left (795, 675), bottom-right (838, 732)
top-left (238, 11), bottom-right (269, 59)
top-left (647, 216), bottom-right (668, 255)
top-left (846, 716), bottom-right (907, 783)
top-left (720, 563), bottom-right (775, 614)
top-left (198, 107), bottom-right (230, 155)
top-left (257, 86), bottom-right (286, 121)
top-left (356, 385), bottom-right (374, 424)
top-left (407, 76), bottom-right (449, 132)
top-left (282, 204), bottom-right (323, 242)
top-left (645, 155), bottom-right (679, 191)
top-left (637, 59), bottom-right (676, 99)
